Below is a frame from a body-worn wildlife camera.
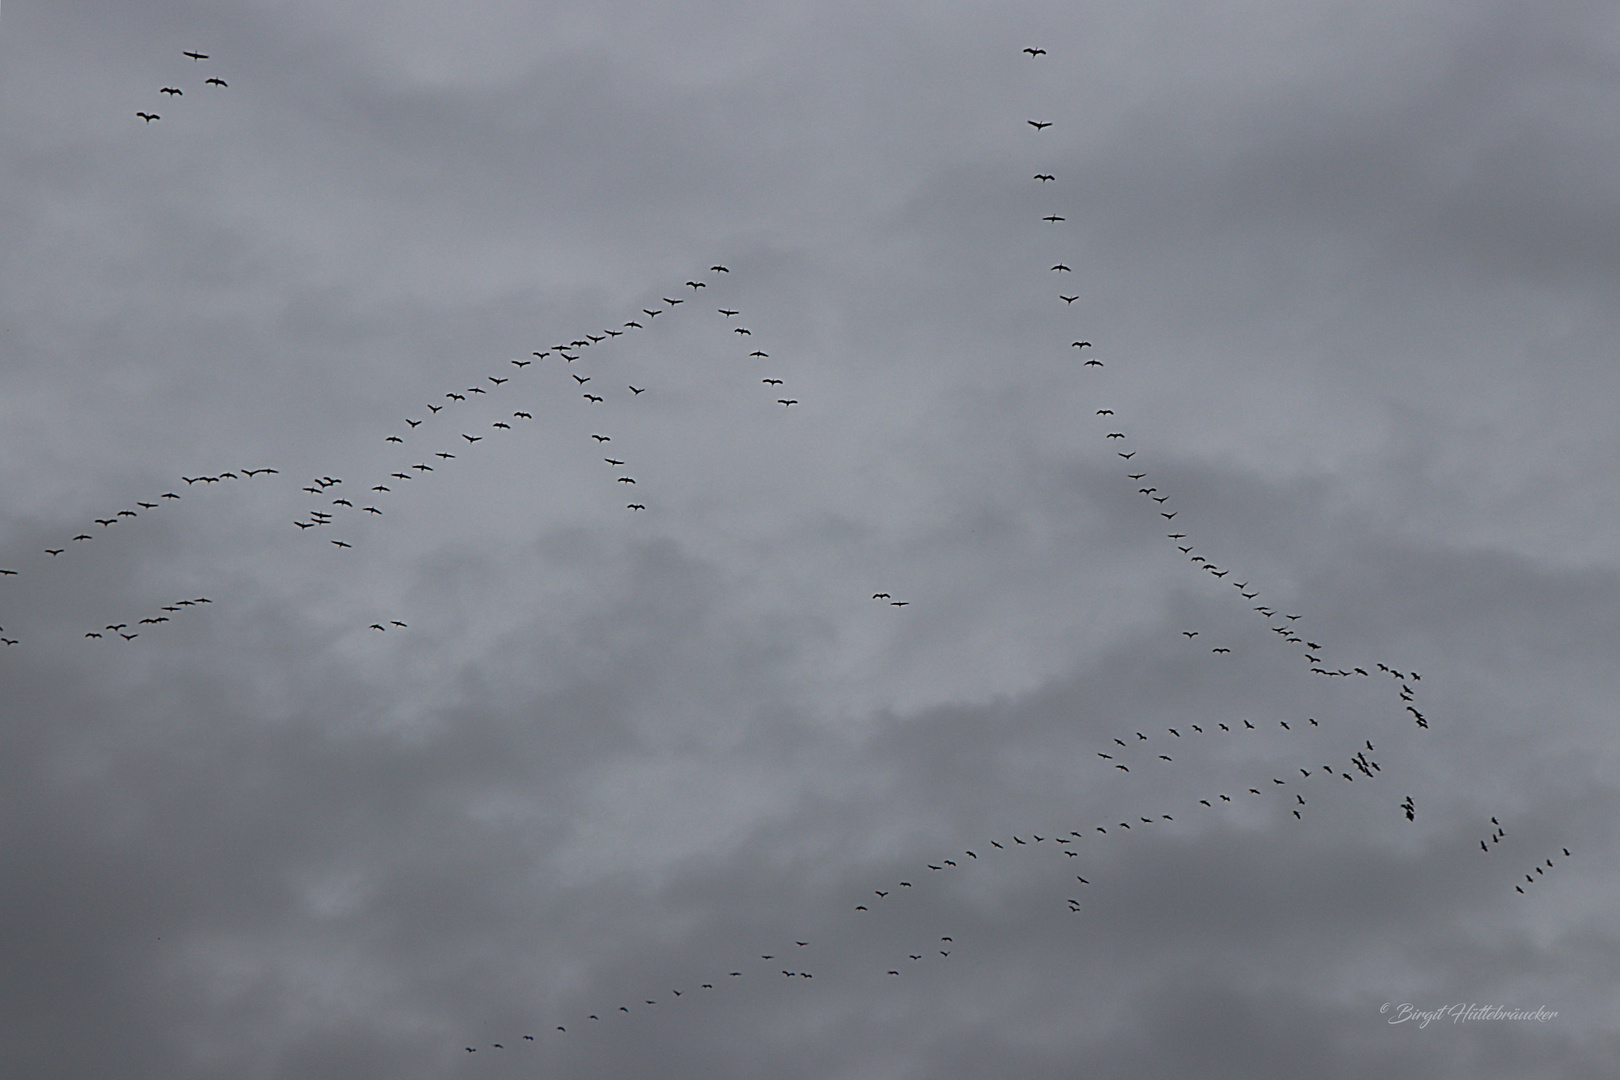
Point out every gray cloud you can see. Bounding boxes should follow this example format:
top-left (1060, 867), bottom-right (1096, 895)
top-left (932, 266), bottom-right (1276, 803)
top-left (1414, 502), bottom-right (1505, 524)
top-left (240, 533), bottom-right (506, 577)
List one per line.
top-left (1, 1), bottom-right (1615, 1077)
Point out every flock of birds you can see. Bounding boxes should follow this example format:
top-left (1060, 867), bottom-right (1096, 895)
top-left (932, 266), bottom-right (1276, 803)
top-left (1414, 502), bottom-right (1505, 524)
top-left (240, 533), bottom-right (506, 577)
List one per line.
top-left (424, 45), bottom-right (1574, 1057)
top-left (0, 265), bottom-right (817, 643)
top-left (0, 39), bottom-right (1573, 1066)
top-left (284, 264), bottom-right (802, 554)
top-left (134, 50), bottom-right (227, 124)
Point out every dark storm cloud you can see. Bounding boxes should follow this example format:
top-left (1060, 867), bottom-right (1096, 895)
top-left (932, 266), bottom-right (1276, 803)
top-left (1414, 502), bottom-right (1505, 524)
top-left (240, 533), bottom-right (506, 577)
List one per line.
top-left (2, 1), bottom-right (1616, 1077)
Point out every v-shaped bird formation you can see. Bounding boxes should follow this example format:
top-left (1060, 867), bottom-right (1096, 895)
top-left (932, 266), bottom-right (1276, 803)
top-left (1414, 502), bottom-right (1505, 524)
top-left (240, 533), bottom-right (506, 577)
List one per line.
top-left (0, 38), bottom-right (1576, 1071)
top-left (424, 42), bottom-right (1575, 1058)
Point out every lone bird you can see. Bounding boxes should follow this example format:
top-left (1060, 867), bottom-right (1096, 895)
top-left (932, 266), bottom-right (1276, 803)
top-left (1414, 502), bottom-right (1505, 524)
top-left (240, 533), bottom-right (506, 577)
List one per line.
top-left (1028, 120), bottom-right (1052, 130)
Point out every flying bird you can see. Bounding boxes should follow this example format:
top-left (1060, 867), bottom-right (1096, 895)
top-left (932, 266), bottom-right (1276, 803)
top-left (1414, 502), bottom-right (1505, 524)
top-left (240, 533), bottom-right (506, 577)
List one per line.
top-left (1028, 120), bottom-right (1052, 129)
top-left (1023, 47), bottom-right (1046, 56)
top-left (160, 87), bottom-right (182, 96)
top-left (136, 112), bottom-right (160, 122)
top-left (182, 50), bottom-right (209, 60)
top-left (205, 78), bottom-right (227, 87)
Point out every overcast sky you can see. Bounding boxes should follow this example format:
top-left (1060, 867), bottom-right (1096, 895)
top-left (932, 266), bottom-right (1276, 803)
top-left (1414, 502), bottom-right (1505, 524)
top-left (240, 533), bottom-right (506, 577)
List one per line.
top-left (3, 2), bottom-right (1619, 1077)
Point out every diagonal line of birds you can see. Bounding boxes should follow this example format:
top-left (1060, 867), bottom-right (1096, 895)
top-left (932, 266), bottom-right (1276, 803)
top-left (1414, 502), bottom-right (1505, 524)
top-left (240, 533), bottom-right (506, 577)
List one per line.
top-left (3, 264), bottom-right (817, 646)
top-left (0, 40), bottom-right (1566, 1062)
